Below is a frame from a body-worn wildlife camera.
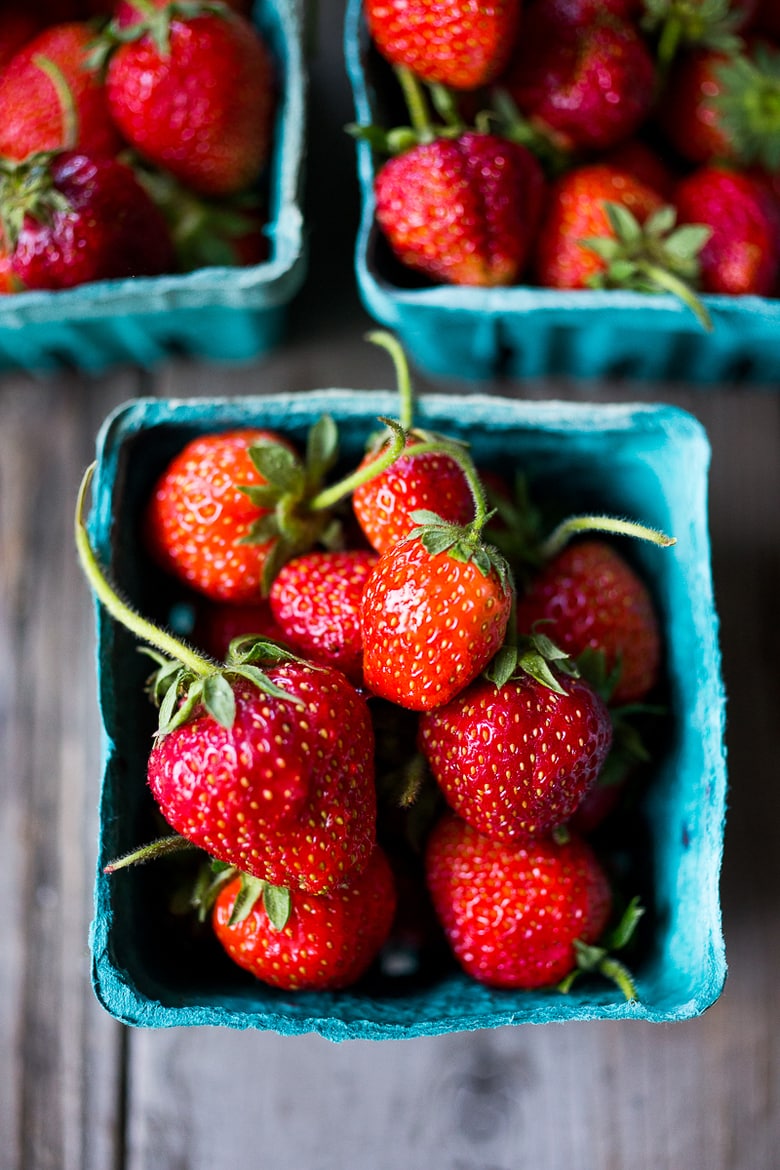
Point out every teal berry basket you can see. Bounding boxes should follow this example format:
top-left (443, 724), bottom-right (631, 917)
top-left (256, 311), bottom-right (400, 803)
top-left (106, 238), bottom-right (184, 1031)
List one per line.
top-left (345, 0), bottom-right (780, 385)
top-left (86, 390), bottom-right (727, 1038)
top-left (0, 0), bottom-right (307, 375)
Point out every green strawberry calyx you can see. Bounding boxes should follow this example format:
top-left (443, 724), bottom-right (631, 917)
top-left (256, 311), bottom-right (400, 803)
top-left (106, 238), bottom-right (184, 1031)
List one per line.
top-left (192, 860), bottom-right (292, 930)
top-left (642, 0), bottom-right (745, 69)
top-left (713, 43), bottom-right (780, 173)
top-left (75, 464), bottom-right (307, 738)
top-left (559, 895), bottom-right (645, 1001)
top-left (91, 1), bottom-right (232, 65)
top-left (582, 201), bottom-right (713, 332)
top-left (0, 152), bottom-right (71, 252)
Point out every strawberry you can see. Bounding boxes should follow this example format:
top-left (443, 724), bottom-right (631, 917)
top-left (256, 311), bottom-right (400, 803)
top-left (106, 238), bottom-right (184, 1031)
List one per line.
top-left (515, 538), bottom-right (664, 705)
top-left (147, 661), bottom-right (378, 895)
top-left (0, 150), bottom-right (175, 292)
top-left (418, 641), bottom-right (613, 841)
top-left (364, 0), bottom-right (521, 90)
top-left (674, 164), bottom-right (780, 295)
top-left (425, 813), bottom-right (628, 991)
top-left (144, 428), bottom-right (297, 604)
top-left (0, 23), bottom-right (123, 161)
top-left (351, 334), bottom-right (475, 553)
top-left (374, 131), bottom-right (546, 287)
top-left (533, 163), bottom-right (713, 329)
top-left (101, 0), bottom-right (275, 196)
top-left (268, 550), bottom-right (378, 684)
top-left (498, 5), bottom-right (657, 154)
top-left (361, 483), bottom-right (514, 711)
top-left (210, 846), bottom-right (397, 991)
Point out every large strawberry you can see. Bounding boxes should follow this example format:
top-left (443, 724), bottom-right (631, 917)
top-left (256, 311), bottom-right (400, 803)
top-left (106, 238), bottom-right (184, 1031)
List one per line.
top-left (0, 22), bottom-right (123, 161)
top-left (365, 0), bottom-right (521, 90)
top-left (418, 638), bottom-right (613, 841)
top-left (533, 163), bottom-right (713, 329)
top-left (210, 845), bottom-right (397, 990)
top-left (361, 466), bottom-right (514, 711)
top-left (497, 4), bottom-right (657, 154)
top-left (374, 130), bottom-right (546, 287)
top-left (674, 164), bottom-right (780, 295)
top-left (515, 538), bottom-right (664, 705)
top-left (425, 813), bottom-right (638, 994)
top-left (268, 549), bottom-right (378, 685)
top-left (101, 0), bottom-right (275, 196)
top-left (0, 150), bottom-right (174, 292)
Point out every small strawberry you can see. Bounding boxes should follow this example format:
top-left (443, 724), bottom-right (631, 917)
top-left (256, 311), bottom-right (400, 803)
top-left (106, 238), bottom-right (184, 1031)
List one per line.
top-left (268, 549), bottom-right (378, 685)
top-left (210, 845), bottom-right (397, 991)
top-left (533, 163), bottom-right (713, 329)
top-left (674, 163), bottom-right (780, 295)
top-left (418, 635), bottom-right (613, 841)
top-left (497, 6), bottom-right (657, 154)
top-left (0, 22), bottom-right (123, 161)
top-left (0, 150), bottom-right (175, 292)
top-left (365, 0), bottom-right (521, 90)
top-left (425, 813), bottom-right (639, 995)
top-left (515, 538), bottom-right (665, 705)
top-left (373, 129), bottom-right (546, 287)
top-left (352, 333), bottom-right (475, 553)
top-left (76, 466), bottom-right (380, 897)
top-left (100, 0), bottom-right (276, 196)
top-left (361, 455), bottom-right (514, 711)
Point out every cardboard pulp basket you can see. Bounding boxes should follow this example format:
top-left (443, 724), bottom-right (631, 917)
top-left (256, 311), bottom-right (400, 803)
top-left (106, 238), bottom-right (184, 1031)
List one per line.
top-left (0, 0), bottom-right (307, 374)
top-left (87, 390), bottom-right (727, 1038)
top-left (345, 0), bottom-right (780, 385)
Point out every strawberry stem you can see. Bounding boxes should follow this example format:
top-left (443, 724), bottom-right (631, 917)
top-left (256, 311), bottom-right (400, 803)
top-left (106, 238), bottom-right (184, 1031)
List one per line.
top-left (307, 417), bottom-right (407, 511)
top-left (395, 65), bottom-right (435, 143)
top-left (403, 437), bottom-right (490, 533)
top-left (32, 54), bottom-right (79, 150)
top-left (640, 261), bottom-right (713, 332)
top-left (367, 330), bottom-right (415, 430)
top-left (104, 833), bottom-right (195, 873)
top-left (75, 464), bottom-right (217, 678)
top-left (540, 515), bottom-right (676, 561)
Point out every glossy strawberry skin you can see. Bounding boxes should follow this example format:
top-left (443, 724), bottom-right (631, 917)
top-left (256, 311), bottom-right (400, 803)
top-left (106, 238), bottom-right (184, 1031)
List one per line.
top-left (515, 540), bottom-right (663, 706)
top-left (148, 665), bottom-right (378, 894)
top-left (0, 23), bottom-right (124, 161)
top-left (374, 132), bottom-right (546, 287)
top-left (144, 429), bottom-right (293, 604)
top-left (533, 164), bottom-right (663, 289)
top-left (425, 814), bottom-right (613, 989)
top-left (419, 671), bottom-right (612, 841)
top-left (268, 550), bottom-right (378, 684)
top-left (352, 435), bottom-right (475, 555)
top-left (0, 152), bottom-right (175, 292)
top-left (361, 534), bottom-right (512, 711)
top-left (674, 165), bottom-right (780, 296)
top-left (212, 846), bottom-right (397, 991)
top-left (365, 0), bottom-right (520, 90)
top-left (105, 4), bottom-right (275, 196)
top-left (499, 8), bottom-right (656, 153)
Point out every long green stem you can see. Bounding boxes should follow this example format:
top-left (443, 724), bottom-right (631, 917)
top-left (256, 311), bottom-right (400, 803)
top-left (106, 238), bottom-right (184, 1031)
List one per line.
top-left (540, 514), bottom-right (676, 561)
top-left (75, 464), bottom-right (216, 677)
top-left (33, 55), bottom-right (78, 149)
top-left (367, 330), bottom-right (415, 430)
top-left (403, 438), bottom-right (490, 534)
top-left (307, 417), bottom-right (407, 511)
top-left (395, 65), bottom-right (435, 143)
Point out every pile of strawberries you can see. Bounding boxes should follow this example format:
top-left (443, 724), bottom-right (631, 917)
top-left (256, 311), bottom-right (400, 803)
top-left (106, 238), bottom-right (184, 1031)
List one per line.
top-left (77, 335), bottom-right (672, 999)
top-left (358, 0), bottom-right (780, 315)
top-left (0, 0), bottom-right (275, 292)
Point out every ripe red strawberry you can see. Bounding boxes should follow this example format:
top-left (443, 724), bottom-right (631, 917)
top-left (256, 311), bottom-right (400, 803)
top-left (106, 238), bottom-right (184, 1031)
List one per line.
top-left (425, 814), bottom-right (614, 989)
top-left (419, 659), bottom-right (613, 841)
top-left (352, 434), bottom-right (475, 554)
top-left (674, 164), bottom-right (780, 295)
top-left (374, 131), bottom-right (546, 287)
top-left (268, 550), bottom-right (378, 684)
top-left (147, 662), bottom-right (378, 894)
top-left (144, 428), bottom-right (297, 604)
top-left (0, 23), bottom-right (123, 161)
top-left (189, 598), bottom-right (286, 661)
top-left (102, 0), bottom-right (275, 196)
top-left (0, 150), bottom-right (175, 292)
top-left (361, 512), bottom-right (513, 711)
top-left (211, 846), bottom-right (397, 991)
top-left (365, 0), bottom-right (521, 90)
top-left (515, 539), bottom-right (663, 705)
top-left (498, 6), bottom-right (657, 153)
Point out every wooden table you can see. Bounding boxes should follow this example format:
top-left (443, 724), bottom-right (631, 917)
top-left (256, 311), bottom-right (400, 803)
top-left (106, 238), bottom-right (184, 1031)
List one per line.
top-left (2, 6), bottom-right (778, 1168)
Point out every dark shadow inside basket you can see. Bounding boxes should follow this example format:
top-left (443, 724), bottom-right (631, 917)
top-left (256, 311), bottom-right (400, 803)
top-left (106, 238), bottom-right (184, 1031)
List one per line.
top-left (92, 395), bottom-right (722, 1031)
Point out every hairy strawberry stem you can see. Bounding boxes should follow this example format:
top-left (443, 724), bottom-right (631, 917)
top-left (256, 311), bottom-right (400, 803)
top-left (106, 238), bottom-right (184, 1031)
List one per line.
top-left (306, 416), bottom-right (407, 510)
top-left (367, 329), bottom-right (415, 430)
top-left (76, 464), bottom-right (217, 677)
top-left (403, 437), bottom-right (492, 535)
top-left (540, 515), bottom-right (676, 561)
